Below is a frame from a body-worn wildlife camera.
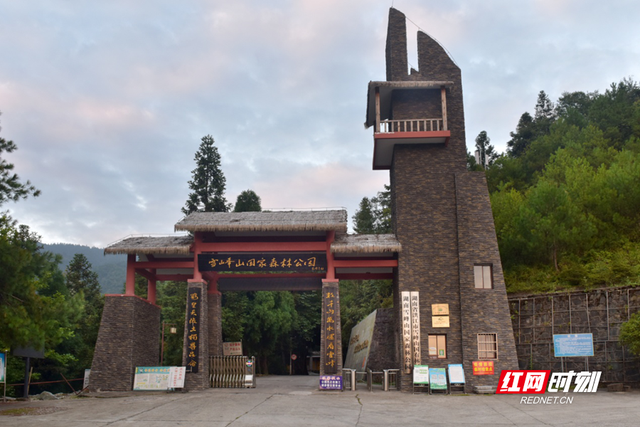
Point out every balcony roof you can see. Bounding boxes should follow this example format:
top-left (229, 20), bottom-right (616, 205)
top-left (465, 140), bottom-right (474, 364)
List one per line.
top-left (364, 80), bottom-right (454, 129)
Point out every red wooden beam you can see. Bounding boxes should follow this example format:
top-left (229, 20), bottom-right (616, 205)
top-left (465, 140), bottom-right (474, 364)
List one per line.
top-left (336, 273), bottom-right (394, 280)
top-left (332, 259), bottom-right (398, 268)
top-left (135, 269), bottom-right (156, 281)
top-left (155, 275), bottom-right (193, 282)
top-left (133, 261), bottom-right (194, 269)
top-left (216, 273), bottom-right (326, 279)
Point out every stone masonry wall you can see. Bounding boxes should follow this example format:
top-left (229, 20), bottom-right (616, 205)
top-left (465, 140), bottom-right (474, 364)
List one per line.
top-left (89, 295), bottom-right (160, 391)
top-left (456, 173), bottom-right (519, 390)
top-left (366, 308), bottom-right (397, 371)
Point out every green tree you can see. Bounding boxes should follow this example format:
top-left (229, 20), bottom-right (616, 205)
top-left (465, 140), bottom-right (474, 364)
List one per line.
top-left (507, 112), bottom-right (535, 158)
top-left (474, 130), bottom-right (498, 169)
top-left (182, 135), bottom-right (229, 215)
top-left (620, 312), bottom-right (640, 357)
top-left (352, 197), bottom-right (377, 234)
top-left (157, 281), bottom-right (187, 366)
top-left (63, 254), bottom-right (104, 374)
top-left (0, 214), bottom-right (82, 360)
top-left (1, 119), bottom-right (40, 205)
top-left (233, 190), bottom-right (262, 212)
top-left (352, 185), bottom-right (392, 234)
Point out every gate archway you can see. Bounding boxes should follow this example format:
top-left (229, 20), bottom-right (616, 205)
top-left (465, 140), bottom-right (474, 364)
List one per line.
top-left (90, 210), bottom-right (400, 390)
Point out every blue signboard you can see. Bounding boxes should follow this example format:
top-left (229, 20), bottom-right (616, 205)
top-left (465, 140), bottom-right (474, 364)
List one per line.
top-left (0, 353), bottom-right (5, 383)
top-left (553, 334), bottom-right (594, 357)
top-left (319, 375), bottom-right (342, 390)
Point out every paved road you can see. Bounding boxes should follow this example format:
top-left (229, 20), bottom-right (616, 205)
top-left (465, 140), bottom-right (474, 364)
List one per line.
top-left (1, 376), bottom-right (638, 426)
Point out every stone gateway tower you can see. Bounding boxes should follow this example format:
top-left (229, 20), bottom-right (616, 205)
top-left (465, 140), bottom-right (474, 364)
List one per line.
top-left (365, 8), bottom-right (518, 392)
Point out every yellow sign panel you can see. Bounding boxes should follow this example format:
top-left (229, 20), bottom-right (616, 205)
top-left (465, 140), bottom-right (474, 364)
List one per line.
top-left (432, 315), bottom-right (450, 328)
top-left (432, 304), bottom-right (449, 315)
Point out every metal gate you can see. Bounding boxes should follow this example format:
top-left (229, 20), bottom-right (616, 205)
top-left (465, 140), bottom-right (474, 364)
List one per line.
top-left (210, 356), bottom-right (256, 388)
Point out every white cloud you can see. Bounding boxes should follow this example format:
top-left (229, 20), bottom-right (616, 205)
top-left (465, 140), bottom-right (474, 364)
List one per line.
top-left (1, 0), bottom-right (639, 245)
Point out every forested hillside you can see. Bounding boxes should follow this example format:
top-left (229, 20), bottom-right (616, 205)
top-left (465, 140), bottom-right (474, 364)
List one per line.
top-left (479, 79), bottom-right (640, 294)
top-left (43, 243), bottom-right (126, 294)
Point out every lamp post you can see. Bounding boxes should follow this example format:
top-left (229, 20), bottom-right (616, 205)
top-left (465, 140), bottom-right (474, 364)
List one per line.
top-left (161, 322), bottom-right (177, 366)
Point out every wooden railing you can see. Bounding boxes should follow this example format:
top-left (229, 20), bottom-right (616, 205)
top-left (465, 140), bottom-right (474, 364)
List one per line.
top-left (379, 118), bottom-right (445, 133)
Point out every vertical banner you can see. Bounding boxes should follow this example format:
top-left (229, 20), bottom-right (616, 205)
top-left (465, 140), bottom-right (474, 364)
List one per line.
top-left (410, 292), bottom-right (421, 366)
top-left (323, 286), bottom-right (338, 374)
top-left (186, 288), bottom-right (201, 373)
top-left (0, 352), bottom-right (5, 383)
top-left (401, 292), bottom-right (412, 373)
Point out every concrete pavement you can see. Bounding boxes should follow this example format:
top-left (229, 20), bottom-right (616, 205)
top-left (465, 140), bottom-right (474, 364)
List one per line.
top-left (1, 375), bottom-right (638, 426)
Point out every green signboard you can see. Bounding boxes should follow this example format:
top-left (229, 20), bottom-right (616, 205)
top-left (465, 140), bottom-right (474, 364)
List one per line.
top-left (429, 368), bottom-right (448, 390)
top-left (413, 365), bottom-right (430, 385)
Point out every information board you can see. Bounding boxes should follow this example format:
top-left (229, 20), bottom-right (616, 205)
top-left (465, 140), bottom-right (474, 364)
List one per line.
top-left (429, 368), bottom-right (448, 390)
top-left (448, 364), bottom-right (465, 384)
top-left (553, 334), bottom-right (594, 357)
top-left (319, 375), bottom-right (342, 390)
top-left (0, 353), bottom-right (5, 383)
top-left (168, 367), bottom-right (186, 389)
top-left (413, 365), bottom-right (430, 384)
top-left (133, 367), bottom-right (172, 390)
top-left (134, 366), bottom-right (186, 390)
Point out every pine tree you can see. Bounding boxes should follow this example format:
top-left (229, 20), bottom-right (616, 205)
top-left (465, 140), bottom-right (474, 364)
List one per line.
top-left (1, 116), bottom-right (40, 206)
top-left (182, 135), bottom-right (229, 215)
top-left (474, 130), bottom-right (498, 169)
top-left (63, 254), bottom-right (104, 375)
top-left (233, 190), bottom-right (262, 212)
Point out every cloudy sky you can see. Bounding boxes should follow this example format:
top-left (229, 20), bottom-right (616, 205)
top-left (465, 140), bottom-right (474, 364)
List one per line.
top-left (1, 0), bottom-right (639, 247)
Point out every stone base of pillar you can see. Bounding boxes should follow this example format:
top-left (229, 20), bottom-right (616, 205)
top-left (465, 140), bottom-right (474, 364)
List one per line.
top-left (88, 295), bottom-right (160, 391)
top-left (183, 282), bottom-right (210, 390)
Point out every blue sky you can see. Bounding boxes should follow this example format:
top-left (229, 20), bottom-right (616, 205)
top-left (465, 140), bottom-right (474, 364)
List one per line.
top-left (1, 0), bottom-right (639, 246)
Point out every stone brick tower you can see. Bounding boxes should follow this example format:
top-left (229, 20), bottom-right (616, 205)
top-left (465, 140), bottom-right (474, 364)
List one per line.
top-left (366, 8), bottom-right (518, 392)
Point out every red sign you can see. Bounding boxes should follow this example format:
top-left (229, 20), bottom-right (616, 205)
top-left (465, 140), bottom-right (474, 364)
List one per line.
top-left (291, 354), bottom-right (297, 360)
top-left (472, 361), bottom-right (494, 375)
top-left (496, 370), bottom-right (551, 394)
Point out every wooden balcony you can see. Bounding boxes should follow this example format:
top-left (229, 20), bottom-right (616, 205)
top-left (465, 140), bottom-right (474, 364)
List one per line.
top-left (372, 118), bottom-right (450, 170)
top-left (366, 80), bottom-right (453, 170)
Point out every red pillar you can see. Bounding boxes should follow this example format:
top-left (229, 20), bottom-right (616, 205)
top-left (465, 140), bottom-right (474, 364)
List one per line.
top-left (326, 230), bottom-right (336, 280)
top-left (125, 254), bottom-right (136, 296)
top-left (147, 269), bottom-right (157, 304)
top-left (192, 232), bottom-right (203, 282)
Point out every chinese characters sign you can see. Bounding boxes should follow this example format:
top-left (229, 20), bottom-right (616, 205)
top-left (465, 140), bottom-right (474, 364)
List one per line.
top-left (223, 342), bottom-right (243, 356)
top-left (186, 288), bottom-right (201, 373)
top-left (497, 370), bottom-right (601, 393)
top-left (319, 375), bottom-right (342, 390)
top-left (198, 252), bottom-right (327, 273)
top-left (472, 360), bottom-right (494, 375)
top-left (323, 286), bottom-right (339, 375)
top-left (410, 292), bottom-right (421, 367)
top-left (553, 334), bottom-right (594, 357)
top-left (401, 291), bottom-right (421, 373)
